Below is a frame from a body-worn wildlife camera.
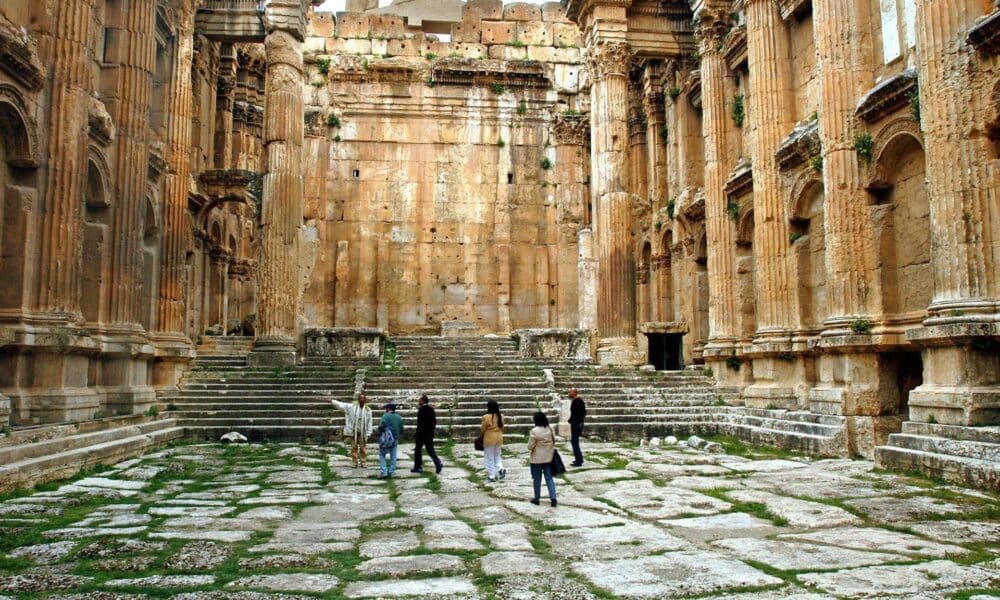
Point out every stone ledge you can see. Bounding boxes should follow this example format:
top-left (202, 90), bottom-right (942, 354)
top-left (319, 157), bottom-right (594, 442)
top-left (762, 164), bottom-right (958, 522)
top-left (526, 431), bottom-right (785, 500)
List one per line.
top-left (304, 327), bottom-right (383, 358)
top-left (855, 68), bottom-right (918, 123)
top-left (511, 328), bottom-right (590, 359)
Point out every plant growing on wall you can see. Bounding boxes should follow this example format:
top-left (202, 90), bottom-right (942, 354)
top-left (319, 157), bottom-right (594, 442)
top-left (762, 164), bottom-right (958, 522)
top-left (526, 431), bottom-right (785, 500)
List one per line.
top-left (540, 157), bottom-right (553, 170)
top-left (853, 133), bottom-right (874, 163)
top-left (562, 108), bottom-right (580, 117)
top-left (727, 199), bottom-right (741, 222)
top-left (327, 114), bottom-right (341, 128)
top-left (517, 101), bottom-right (528, 115)
top-left (731, 94), bottom-right (745, 127)
top-left (726, 356), bottom-right (742, 371)
top-left (660, 125), bottom-right (668, 142)
top-left (810, 154), bottom-right (824, 173)
top-left (425, 52), bottom-right (438, 60)
top-left (789, 230), bottom-right (804, 244)
top-left (506, 39), bottom-right (526, 48)
top-left (317, 57), bottom-right (331, 75)
top-left (496, 139), bottom-right (506, 148)
top-left (908, 88), bottom-right (921, 123)
top-left (850, 318), bottom-right (872, 334)
top-left (668, 87), bottom-right (681, 101)
top-left (490, 82), bottom-right (507, 95)
top-left (667, 197), bottom-right (676, 219)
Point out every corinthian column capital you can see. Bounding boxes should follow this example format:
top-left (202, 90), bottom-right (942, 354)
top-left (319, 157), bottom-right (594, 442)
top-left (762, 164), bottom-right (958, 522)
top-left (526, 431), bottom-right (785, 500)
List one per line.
top-left (587, 42), bottom-right (632, 81)
top-left (696, 8), bottom-right (732, 55)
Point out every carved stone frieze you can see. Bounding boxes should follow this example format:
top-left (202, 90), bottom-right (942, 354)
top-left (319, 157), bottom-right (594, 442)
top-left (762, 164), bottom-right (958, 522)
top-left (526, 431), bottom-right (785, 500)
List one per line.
top-left (0, 16), bottom-right (45, 91)
top-left (968, 9), bottom-right (1000, 54)
top-left (724, 158), bottom-right (754, 199)
top-left (723, 25), bottom-right (748, 70)
top-left (775, 118), bottom-right (821, 171)
top-left (88, 97), bottom-right (115, 147)
top-left (587, 42), bottom-right (632, 81)
top-left (552, 115), bottom-right (589, 145)
top-left (430, 58), bottom-right (549, 88)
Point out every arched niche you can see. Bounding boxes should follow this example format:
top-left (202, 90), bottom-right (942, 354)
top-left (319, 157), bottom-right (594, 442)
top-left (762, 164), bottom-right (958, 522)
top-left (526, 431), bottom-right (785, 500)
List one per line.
top-left (789, 173), bottom-right (826, 331)
top-left (639, 240), bottom-right (653, 323)
top-left (80, 151), bottom-right (113, 323)
top-left (659, 228), bottom-right (674, 321)
top-left (0, 85), bottom-right (41, 168)
top-left (141, 195), bottom-right (161, 331)
top-left (736, 207), bottom-right (756, 341)
top-left (870, 128), bottom-right (931, 321)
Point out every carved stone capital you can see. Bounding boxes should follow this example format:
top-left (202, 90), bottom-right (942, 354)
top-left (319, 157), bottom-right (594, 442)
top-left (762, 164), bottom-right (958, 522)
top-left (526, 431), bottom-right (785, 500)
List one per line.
top-left (552, 115), bottom-right (589, 146)
top-left (0, 17), bottom-right (45, 91)
top-left (696, 9), bottom-right (731, 55)
top-left (588, 42), bottom-right (632, 81)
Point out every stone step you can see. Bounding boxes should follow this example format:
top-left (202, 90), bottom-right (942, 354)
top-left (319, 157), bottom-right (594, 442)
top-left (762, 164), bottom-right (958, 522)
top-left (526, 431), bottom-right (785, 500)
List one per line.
top-left (874, 445), bottom-right (1000, 490)
top-left (0, 418), bottom-right (176, 464)
top-left (175, 384), bottom-right (355, 392)
top-left (881, 432), bottom-right (1000, 462)
top-left (722, 414), bottom-right (845, 437)
top-left (0, 421), bottom-right (185, 494)
top-left (0, 414), bottom-right (153, 449)
top-left (900, 421), bottom-right (1000, 444)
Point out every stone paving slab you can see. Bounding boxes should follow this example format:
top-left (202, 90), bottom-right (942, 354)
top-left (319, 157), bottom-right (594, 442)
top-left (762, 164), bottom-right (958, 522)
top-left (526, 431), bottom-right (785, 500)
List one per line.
top-left (726, 490), bottom-right (862, 528)
top-left (844, 495), bottom-right (970, 523)
top-left (712, 537), bottom-right (906, 571)
top-left (798, 560), bottom-right (1000, 598)
top-left (778, 526), bottom-right (969, 557)
top-left (572, 551), bottom-right (783, 597)
top-left (659, 512), bottom-right (777, 542)
top-left (227, 574), bottom-right (340, 593)
top-left (356, 553), bottom-right (466, 577)
top-left (479, 551), bottom-right (548, 576)
top-left (544, 522), bottom-right (687, 559)
top-left (343, 577), bottom-right (480, 598)
top-left (909, 520), bottom-right (1000, 545)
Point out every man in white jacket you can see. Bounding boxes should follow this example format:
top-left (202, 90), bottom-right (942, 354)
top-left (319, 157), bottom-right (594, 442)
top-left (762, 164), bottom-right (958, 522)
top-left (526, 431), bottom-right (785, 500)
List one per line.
top-left (330, 393), bottom-right (374, 467)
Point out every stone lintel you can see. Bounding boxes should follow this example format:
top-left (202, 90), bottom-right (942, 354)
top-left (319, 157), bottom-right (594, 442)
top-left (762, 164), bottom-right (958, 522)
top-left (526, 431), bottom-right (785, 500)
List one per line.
top-left (511, 328), bottom-right (591, 360)
top-left (683, 68), bottom-right (702, 108)
top-left (431, 58), bottom-right (550, 88)
top-left (724, 159), bottom-right (753, 199)
top-left (564, 0), bottom-right (633, 25)
top-left (198, 169), bottom-right (262, 202)
top-left (0, 17), bottom-right (46, 91)
top-left (855, 68), bottom-right (918, 124)
top-left (195, 4), bottom-right (268, 43)
top-left (775, 118), bottom-right (820, 172)
top-left (968, 9), bottom-right (1000, 55)
top-left (723, 25), bottom-right (747, 71)
top-left (776, 0), bottom-right (811, 21)
top-left (304, 327), bottom-right (384, 359)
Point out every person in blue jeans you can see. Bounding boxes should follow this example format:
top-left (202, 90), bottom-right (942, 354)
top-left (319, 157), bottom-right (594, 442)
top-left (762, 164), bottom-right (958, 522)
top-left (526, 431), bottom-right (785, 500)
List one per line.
top-left (378, 403), bottom-right (403, 478)
top-left (527, 411), bottom-right (557, 507)
top-left (567, 389), bottom-right (586, 466)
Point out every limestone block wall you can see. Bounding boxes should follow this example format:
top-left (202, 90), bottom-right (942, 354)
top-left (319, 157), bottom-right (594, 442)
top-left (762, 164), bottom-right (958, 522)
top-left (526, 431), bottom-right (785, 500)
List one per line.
top-left (300, 2), bottom-right (589, 335)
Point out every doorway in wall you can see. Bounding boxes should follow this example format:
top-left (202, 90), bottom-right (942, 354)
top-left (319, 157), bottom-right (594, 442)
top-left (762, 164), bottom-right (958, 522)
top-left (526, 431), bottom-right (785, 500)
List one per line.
top-left (647, 333), bottom-right (683, 371)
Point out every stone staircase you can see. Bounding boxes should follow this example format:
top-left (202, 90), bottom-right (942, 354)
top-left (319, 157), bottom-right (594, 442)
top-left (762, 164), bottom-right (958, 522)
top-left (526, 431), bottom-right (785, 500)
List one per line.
top-left (0, 415), bottom-right (184, 493)
top-left (875, 422), bottom-right (1000, 490)
top-left (163, 348), bottom-right (372, 443)
top-left (363, 336), bottom-right (562, 439)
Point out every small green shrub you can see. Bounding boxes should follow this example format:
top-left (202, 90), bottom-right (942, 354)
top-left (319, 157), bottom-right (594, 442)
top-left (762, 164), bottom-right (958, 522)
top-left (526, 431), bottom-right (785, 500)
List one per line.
top-left (667, 197), bottom-right (676, 219)
top-left (517, 101), bottom-right (528, 115)
top-left (789, 230), bottom-right (804, 244)
top-left (727, 199), bottom-right (741, 222)
top-left (311, 79), bottom-right (325, 88)
top-left (539, 157), bottom-right (553, 170)
top-left (659, 125), bottom-right (668, 142)
top-left (654, 220), bottom-right (662, 230)
top-left (731, 93), bottom-right (745, 127)
top-left (490, 82), bottom-right (507, 95)
top-left (562, 108), bottom-right (580, 117)
top-left (854, 133), bottom-right (874, 163)
top-left (425, 52), bottom-right (438, 60)
top-left (505, 39), bottom-right (526, 48)
top-left (1, 424), bottom-right (11, 437)
top-left (810, 154), bottom-right (824, 173)
top-left (334, 135), bottom-right (342, 142)
top-left (850, 318), bottom-right (873, 334)
top-left (146, 405), bottom-right (159, 418)
top-left (668, 87), bottom-right (681, 101)
top-left (316, 57), bottom-right (331, 75)
top-left (908, 89), bottom-right (921, 123)
top-left (726, 356), bottom-right (742, 371)
top-left (166, 403), bottom-right (178, 412)
top-left (448, 52), bottom-right (462, 59)
top-left (778, 352), bottom-right (795, 362)
top-left (327, 114), bottom-right (341, 128)
top-left (926, 414), bottom-right (937, 424)
top-left (496, 139), bottom-right (506, 148)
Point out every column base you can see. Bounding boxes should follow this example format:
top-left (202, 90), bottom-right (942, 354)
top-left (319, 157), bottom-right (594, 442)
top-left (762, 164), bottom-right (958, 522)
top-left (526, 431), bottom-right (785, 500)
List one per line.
top-left (0, 393), bottom-right (9, 427)
top-left (906, 322), bottom-right (1000, 426)
top-left (8, 388), bottom-right (101, 426)
top-left (247, 348), bottom-right (297, 367)
top-left (150, 332), bottom-right (196, 391)
top-left (596, 338), bottom-right (643, 366)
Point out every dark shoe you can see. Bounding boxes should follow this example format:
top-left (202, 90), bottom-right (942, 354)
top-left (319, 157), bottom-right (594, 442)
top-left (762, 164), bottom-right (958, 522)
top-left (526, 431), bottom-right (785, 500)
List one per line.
top-left (570, 462), bottom-right (583, 467)
top-left (530, 498), bottom-right (540, 505)
top-left (435, 463), bottom-right (443, 474)
top-left (550, 499), bottom-right (558, 507)
top-left (499, 468), bottom-right (507, 480)
top-left (410, 468), bottom-right (423, 473)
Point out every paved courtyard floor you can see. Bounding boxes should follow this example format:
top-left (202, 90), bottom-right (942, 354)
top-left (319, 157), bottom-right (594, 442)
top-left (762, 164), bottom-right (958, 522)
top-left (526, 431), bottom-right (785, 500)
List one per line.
top-left (1, 437), bottom-right (999, 599)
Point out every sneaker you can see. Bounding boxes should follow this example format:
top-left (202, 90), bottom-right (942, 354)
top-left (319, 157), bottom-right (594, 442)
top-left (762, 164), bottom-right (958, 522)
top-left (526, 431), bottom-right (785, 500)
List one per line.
top-left (570, 462), bottom-right (583, 467)
top-left (435, 463), bottom-right (443, 474)
top-left (530, 498), bottom-right (540, 505)
top-left (486, 476), bottom-right (496, 483)
top-left (377, 473), bottom-right (387, 479)
top-left (410, 468), bottom-right (423, 473)
top-left (550, 499), bottom-right (557, 507)
top-left (499, 468), bottom-right (506, 481)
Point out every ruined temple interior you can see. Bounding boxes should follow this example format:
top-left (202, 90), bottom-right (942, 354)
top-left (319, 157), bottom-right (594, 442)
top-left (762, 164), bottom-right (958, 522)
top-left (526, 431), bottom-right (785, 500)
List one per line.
top-left (0, 0), bottom-right (998, 489)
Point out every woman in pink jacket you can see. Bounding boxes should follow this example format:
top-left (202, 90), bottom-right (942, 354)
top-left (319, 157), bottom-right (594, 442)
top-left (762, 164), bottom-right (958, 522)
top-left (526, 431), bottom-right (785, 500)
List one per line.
top-left (527, 411), bottom-right (557, 507)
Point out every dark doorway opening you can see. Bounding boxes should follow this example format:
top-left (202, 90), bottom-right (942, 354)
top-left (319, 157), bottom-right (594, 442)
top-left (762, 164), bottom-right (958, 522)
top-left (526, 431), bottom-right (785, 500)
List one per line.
top-left (647, 333), bottom-right (683, 371)
top-left (890, 351), bottom-right (924, 416)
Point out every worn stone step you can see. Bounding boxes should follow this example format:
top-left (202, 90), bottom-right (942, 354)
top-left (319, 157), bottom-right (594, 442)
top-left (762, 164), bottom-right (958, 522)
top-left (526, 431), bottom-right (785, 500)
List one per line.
top-left (874, 445), bottom-right (1000, 490)
top-left (0, 423), bottom-right (185, 494)
top-left (0, 418), bottom-right (176, 465)
top-left (882, 433), bottom-right (1000, 462)
top-left (900, 421), bottom-right (1000, 444)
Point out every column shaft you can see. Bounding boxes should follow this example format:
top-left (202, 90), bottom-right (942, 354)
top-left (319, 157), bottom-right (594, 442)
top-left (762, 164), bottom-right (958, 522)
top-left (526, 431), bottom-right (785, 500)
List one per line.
top-left (745, 0), bottom-right (795, 334)
top-left (36, 0), bottom-right (95, 315)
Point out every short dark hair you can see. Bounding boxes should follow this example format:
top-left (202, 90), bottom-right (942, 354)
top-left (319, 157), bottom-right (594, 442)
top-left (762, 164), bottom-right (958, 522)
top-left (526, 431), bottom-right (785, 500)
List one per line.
top-left (533, 411), bottom-right (549, 428)
top-left (419, 394), bottom-right (429, 404)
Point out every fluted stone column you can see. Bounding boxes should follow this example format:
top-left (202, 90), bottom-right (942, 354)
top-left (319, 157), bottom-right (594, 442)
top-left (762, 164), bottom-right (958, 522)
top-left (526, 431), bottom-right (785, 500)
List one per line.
top-left (102, 0), bottom-right (158, 414)
top-left (152, 2), bottom-right (200, 388)
top-left (699, 14), bottom-right (739, 369)
top-left (906, 0), bottom-right (1000, 426)
top-left (250, 27), bottom-right (306, 367)
top-left (743, 0), bottom-right (797, 407)
top-left (808, 0), bottom-right (899, 455)
top-left (590, 42), bottom-right (641, 365)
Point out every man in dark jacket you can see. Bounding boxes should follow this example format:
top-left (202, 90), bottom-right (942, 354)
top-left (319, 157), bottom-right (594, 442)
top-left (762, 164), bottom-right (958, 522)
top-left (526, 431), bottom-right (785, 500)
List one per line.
top-left (568, 389), bottom-right (586, 466)
top-left (411, 394), bottom-right (443, 474)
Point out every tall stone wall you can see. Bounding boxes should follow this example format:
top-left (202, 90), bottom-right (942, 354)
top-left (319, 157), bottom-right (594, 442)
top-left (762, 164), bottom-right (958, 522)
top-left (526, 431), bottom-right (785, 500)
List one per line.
top-left (300, 1), bottom-right (589, 334)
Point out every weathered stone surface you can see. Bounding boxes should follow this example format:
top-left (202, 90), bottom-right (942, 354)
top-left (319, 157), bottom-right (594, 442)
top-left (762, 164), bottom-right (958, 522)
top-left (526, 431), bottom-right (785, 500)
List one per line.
top-left (712, 538), bottom-right (905, 570)
top-left (909, 520), bottom-right (1000, 545)
top-left (779, 526), bottom-right (968, 557)
top-left (8, 541), bottom-right (77, 564)
top-left (344, 577), bottom-right (479, 599)
top-left (660, 512), bottom-right (777, 541)
top-left (726, 490), bottom-right (862, 528)
top-left (359, 530), bottom-right (420, 558)
top-left (480, 551), bottom-right (547, 576)
top-left (227, 574), bottom-right (340, 593)
top-left (105, 575), bottom-right (215, 588)
top-left (162, 542), bottom-right (232, 571)
top-left (572, 552), bottom-right (783, 597)
top-left (356, 554), bottom-right (465, 577)
top-left (798, 560), bottom-right (1000, 598)
top-left (545, 522), bottom-right (687, 559)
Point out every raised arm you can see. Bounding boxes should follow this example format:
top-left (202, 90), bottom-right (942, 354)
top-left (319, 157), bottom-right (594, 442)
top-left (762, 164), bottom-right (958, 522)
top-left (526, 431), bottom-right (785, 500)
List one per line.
top-left (329, 398), bottom-right (347, 411)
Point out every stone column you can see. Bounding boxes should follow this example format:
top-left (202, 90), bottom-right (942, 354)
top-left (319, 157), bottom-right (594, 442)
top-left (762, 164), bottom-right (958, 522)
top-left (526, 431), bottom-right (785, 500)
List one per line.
top-left (103, 0), bottom-right (158, 414)
top-left (152, 2), bottom-right (200, 389)
top-left (590, 42), bottom-right (641, 365)
top-left (698, 12), bottom-right (739, 372)
top-left (906, 0), bottom-right (1000, 426)
top-left (250, 25), bottom-right (306, 367)
top-left (743, 0), bottom-right (797, 407)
